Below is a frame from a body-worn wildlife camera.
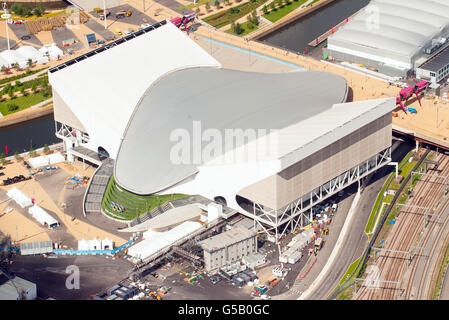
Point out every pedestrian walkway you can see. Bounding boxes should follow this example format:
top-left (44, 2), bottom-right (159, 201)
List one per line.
top-left (30, 98), bottom-right (52, 109)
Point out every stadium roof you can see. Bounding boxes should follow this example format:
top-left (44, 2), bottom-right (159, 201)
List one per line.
top-left (49, 21), bottom-right (220, 159)
top-left (114, 68), bottom-right (349, 195)
top-left (328, 0), bottom-right (449, 63)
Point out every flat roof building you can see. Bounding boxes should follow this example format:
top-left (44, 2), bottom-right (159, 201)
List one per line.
top-left (200, 227), bottom-right (257, 272)
top-left (325, 0), bottom-right (449, 76)
top-left (416, 46), bottom-right (449, 85)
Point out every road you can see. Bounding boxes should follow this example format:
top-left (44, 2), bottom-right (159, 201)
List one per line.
top-left (304, 140), bottom-right (413, 299)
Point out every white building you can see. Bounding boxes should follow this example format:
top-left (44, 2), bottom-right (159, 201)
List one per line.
top-left (325, 0), bottom-right (449, 76)
top-left (49, 20), bottom-right (394, 243)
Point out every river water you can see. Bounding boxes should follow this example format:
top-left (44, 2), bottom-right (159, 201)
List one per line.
top-left (259, 0), bottom-right (370, 52)
top-left (0, 114), bottom-right (59, 156)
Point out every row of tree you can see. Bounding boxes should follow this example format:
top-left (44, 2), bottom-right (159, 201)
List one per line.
top-left (262, 0), bottom-right (299, 14)
top-left (10, 3), bottom-right (45, 17)
top-left (0, 144), bottom-right (50, 164)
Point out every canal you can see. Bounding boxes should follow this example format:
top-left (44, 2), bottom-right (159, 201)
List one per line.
top-left (259, 0), bottom-right (370, 53)
top-left (0, 114), bottom-right (59, 156)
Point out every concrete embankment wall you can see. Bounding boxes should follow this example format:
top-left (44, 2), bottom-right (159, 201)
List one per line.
top-left (250, 0), bottom-right (336, 40)
top-left (0, 104), bottom-right (53, 129)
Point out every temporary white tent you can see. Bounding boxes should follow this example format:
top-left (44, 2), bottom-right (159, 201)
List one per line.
top-left (48, 46), bottom-right (63, 61)
top-left (28, 152), bottom-right (65, 168)
top-left (28, 204), bottom-right (59, 228)
top-left (128, 221), bottom-right (203, 261)
top-left (16, 46), bottom-right (45, 63)
top-left (0, 50), bottom-right (27, 68)
top-left (88, 238), bottom-right (101, 250)
top-left (46, 152), bottom-right (65, 165)
top-left (7, 187), bottom-right (33, 208)
top-left (0, 55), bottom-right (9, 68)
top-left (101, 238), bottom-right (114, 250)
top-left (78, 239), bottom-right (89, 250)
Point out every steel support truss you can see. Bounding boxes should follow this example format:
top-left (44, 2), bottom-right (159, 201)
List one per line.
top-left (247, 147), bottom-right (391, 243)
top-left (372, 246), bottom-right (423, 266)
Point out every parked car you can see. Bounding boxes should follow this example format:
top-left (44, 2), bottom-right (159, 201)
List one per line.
top-left (140, 23), bottom-right (151, 29)
top-left (210, 275), bottom-right (221, 284)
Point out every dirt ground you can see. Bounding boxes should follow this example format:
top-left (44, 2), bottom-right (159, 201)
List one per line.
top-left (0, 155), bottom-right (128, 248)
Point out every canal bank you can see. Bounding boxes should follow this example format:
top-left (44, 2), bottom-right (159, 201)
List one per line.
top-left (0, 104), bottom-right (53, 129)
top-left (250, 0), bottom-right (337, 40)
top-left (258, 0), bottom-right (369, 52)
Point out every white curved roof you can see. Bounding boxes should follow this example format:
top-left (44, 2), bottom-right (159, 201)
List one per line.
top-left (49, 22), bottom-right (220, 159)
top-left (114, 69), bottom-right (348, 195)
top-left (16, 45), bottom-right (44, 62)
top-left (0, 50), bottom-right (27, 66)
top-left (328, 0), bottom-right (449, 63)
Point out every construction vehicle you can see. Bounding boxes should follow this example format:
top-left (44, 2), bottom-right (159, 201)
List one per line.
top-left (323, 228), bottom-right (329, 235)
top-left (116, 10), bottom-right (127, 19)
top-left (99, 11), bottom-right (110, 20)
top-left (315, 237), bottom-right (323, 250)
top-left (115, 29), bottom-right (122, 35)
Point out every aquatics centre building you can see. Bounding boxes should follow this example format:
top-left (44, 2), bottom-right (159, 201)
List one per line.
top-left (49, 20), bottom-right (395, 242)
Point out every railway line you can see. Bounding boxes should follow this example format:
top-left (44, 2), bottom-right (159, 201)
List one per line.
top-left (354, 151), bottom-right (449, 300)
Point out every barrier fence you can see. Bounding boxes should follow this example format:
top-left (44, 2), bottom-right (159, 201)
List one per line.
top-left (52, 239), bottom-right (134, 256)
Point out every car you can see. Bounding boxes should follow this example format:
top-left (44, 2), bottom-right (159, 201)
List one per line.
top-left (210, 275), bottom-right (221, 284)
top-left (140, 23), bottom-right (151, 29)
top-left (99, 11), bottom-right (110, 20)
top-left (124, 29), bottom-right (134, 35)
top-left (151, 272), bottom-right (159, 278)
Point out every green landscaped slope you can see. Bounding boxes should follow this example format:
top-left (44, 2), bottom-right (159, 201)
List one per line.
top-left (262, 0), bottom-right (308, 23)
top-left (203, 0), bottom-right (269, 28)
top-left (101, 176), bottom-right (188, 221)
top-left (226, 20), bottom-right (259, 36)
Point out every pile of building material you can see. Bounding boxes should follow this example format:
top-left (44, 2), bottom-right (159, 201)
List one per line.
top-left (24, 11), bottom-right (89, 34)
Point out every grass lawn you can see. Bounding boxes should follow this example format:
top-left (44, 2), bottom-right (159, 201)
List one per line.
top-left (101, 176), bottom-right (189, 221)
top-left (262, 0), bottom-right (308, 23)
top-left (0, 91), bottom-right (51, 116)
top-left (203, 0), bottom-right (269, 28)
top-left (226, 20), bottom-right (259, 36)
top-left (0, 68), bottom-right (47, 87)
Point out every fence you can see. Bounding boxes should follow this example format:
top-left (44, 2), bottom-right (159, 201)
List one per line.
top-left (329, 149), bottom-right (430, 299)
top-left (52, 239), bottom-right (134, 256)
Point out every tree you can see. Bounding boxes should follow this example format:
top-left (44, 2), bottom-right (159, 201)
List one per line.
top-left (251, 9), bottom-right (259, 25)
top-left (196, 7), bottom-right (200, 14)
top-left (0, 153), bottom-right (5, 164)
top-left (233, 22), bottom-right (243, 35)
top-left (11, 3), bottom-right (24, 16)
top-left (31, 82), bottom-right (37, 92)
top-left (27, 58), bottom-right (32, 68)
top-left (20, 86), bottom-right (26, 96)
top-left (13, 63), bottom-right (20, 71)
top-left (278, 0), bottom-right (283, 8)
top-left (262, 5), bottom-right (268, 14)
top-left (7, 103), bottom-right (18, 112)
top-left (1, 65), bottom-right (6, 75)
top-left (205, 2), bottom-right (210, 11)
top-left (33, 6), bottom-right (43, 17)
top-left (246, 21), bottom-right (254, 30)
top-left (214, 0), bottom-right (220, 9)
top-left (270, 2), bottom-right (276, 11)
top-left (14, 151), bottom-right (21, 162)
top-left (43, 144), bottom-right (50, 154)
top-left (24, 6), bottom-right (32, 16)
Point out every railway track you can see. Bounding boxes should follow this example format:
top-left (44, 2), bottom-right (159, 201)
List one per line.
top-left (355, 152), bottom-right (449, 300)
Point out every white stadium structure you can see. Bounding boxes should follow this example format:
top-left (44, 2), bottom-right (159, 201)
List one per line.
top-left (49, 20), bottom-right (395, 242)
top-left (325, 0), bottom-right (449, 77)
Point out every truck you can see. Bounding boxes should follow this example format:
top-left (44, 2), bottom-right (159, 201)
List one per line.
top-left (314, 237), bottom-right (323, 250)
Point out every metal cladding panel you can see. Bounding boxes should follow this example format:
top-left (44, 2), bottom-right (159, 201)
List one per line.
top-left (239, 112), bottom-right (392, 210)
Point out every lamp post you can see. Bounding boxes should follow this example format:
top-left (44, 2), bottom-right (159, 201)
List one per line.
top-left (103, 0), bottom-right (107, 30)
top-left (2, 2), bottom-right (11, 51)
